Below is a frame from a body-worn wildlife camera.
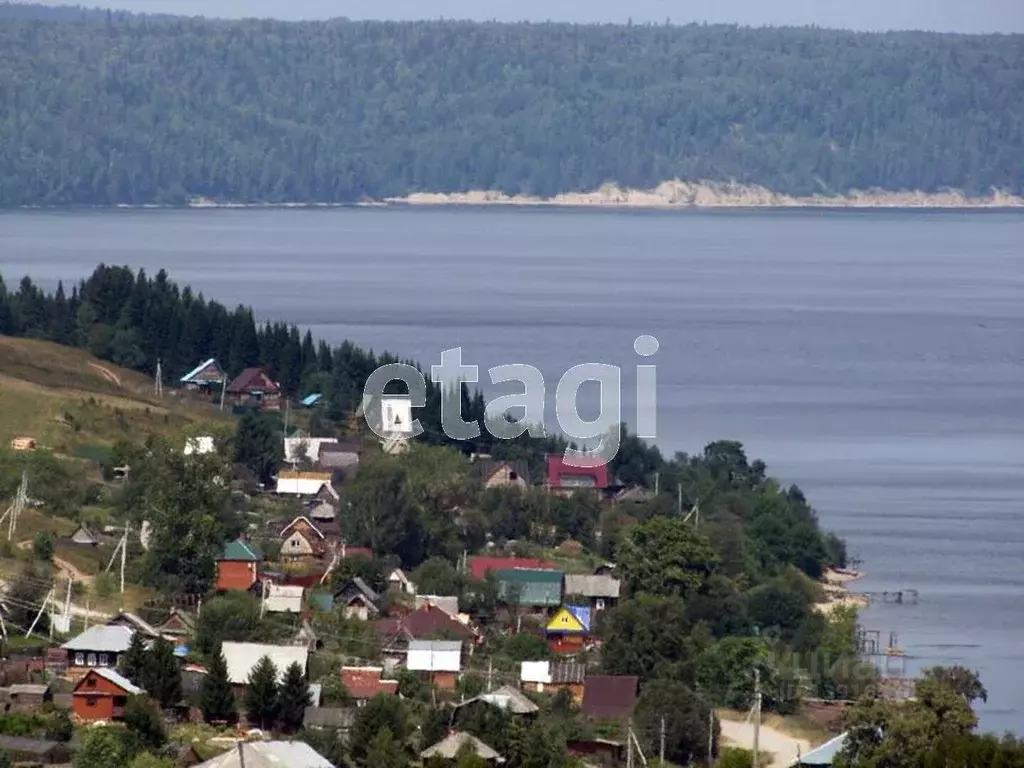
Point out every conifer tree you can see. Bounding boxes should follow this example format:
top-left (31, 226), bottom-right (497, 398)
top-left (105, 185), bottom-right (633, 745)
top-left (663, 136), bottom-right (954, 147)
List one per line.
top-left (277, 661), bottom-right (312, 733)
top-left (200, 650), bottom-right (237, 724)
top-left (244, 656), bottom-right (279, 730)
top-left (144, 636), bottom-right (182, 708)
top-left (120, 631), bottom-right (149, 686)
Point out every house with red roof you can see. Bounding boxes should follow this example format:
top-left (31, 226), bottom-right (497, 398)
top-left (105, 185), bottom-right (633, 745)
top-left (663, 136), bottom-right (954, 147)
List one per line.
top-left (226, 368), bottom-right (281, 410)
top-left (340, 666), bottom-right (398, 705)
top-left (377, 603), bottom-right (479, 668)
top-left (546, 456), bottom-right (612, 498)
top-left (469, 556), bottom-right (555, 582)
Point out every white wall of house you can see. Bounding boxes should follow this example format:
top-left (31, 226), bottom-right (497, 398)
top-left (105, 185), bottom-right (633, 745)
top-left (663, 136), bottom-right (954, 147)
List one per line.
top-left (407, 646), bottom-right (461, 673)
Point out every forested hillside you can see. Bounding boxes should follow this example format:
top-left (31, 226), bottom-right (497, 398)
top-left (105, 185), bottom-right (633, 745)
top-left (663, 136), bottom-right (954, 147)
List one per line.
top-left (0, 4), bottom-right (1022, 205)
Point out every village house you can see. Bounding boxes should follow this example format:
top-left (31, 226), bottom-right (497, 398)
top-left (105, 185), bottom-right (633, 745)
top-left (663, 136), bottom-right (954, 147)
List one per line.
top-left (611, 486), bottom-right (657, 505)
top-left (377, 603), bottom-right (479, 669)
top-left (316, 439), bottom-right (362, 472)
top-left (0, 683), bottom-right (52, 714)
top-left (581, 675), bottom-right (639, 722)
top-left (477, 459), bottom-right (530, 490)
top-left (154, 607), bottom-right (196, 642)
top-left (307, 500), bottom-right (338, 526)
top-left (340, 666), bottom-right (398, 706)
top-left (69, 524), bottom-right (101, 547)
top-left (563, 573), bottom-right (622, 613)
top-left (455, 684), bottom-right (539, 718)
top-left (545, 605), bottom-right (592, 655)
top-left (279, 516), bottom-right (333, 562)
top-left (332, 577), bottom-right (381, 620)
top-left (216, 539), bottom-right (263, 591)
top-left (496, 568), bottom-right (564, 609)
top-left (62, 625), bottom-right (134, 676)
top-left (421, 732), bottom-right (504, 764)
top-left (106, 611), bottom-right (161, 640)
top-left (407, 639), bottom-right (462, 690)
top-left (413, 595), bottom-right (460, 618)
top-left (225, 367), bottom-right (282, 410)
top-left (0, 736), bottom-right (74, 765)
top-left (179, 358), bottom-right (226, 394)
top-left (193, 741), bottom-right (333, 768)
top-left (9, 437), bottom-right (37, 452)
top-left (275, 471), bottom-right (334, 497)
top-left (220, 642), bottom-right (309, 695)
top-left (72, 667), bottom-right (143, 722)
top-left (283, 437), bottom-right (340, 467)
top-left (545, 456), bottom-right (613, 498)
top-left (263, 583), bottom-right (304, 614)
top-left (519, 660), bottom-right (587, 703)
top-left (387, 568), bottom-right (416, 595)
top-left (469, 556), bottom-right (555, 582)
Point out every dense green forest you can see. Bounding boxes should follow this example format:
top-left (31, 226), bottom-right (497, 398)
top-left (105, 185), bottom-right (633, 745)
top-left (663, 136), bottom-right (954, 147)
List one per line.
top-left (0, 4), bottom-right (1021, 205)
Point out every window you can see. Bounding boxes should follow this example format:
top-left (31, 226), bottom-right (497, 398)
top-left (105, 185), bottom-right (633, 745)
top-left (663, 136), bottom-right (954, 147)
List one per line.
top-left (74, 653), bottom-right (84, 666)
top-left (595, 599), bottom-right (605, 611)
top-left (86, 696), bottom-right (98, 707)
top-left (98, 653), bottom-right (109, 666)
top-left (114, 696), bottom-right (127, 707)
top-left (86, 653), bottom-right (97, 667)
top-left (85, 677), bottom-right (96, 688)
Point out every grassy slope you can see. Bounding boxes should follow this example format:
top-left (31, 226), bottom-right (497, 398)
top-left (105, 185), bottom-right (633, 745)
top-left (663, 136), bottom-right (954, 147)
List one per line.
top-left (0, 335), bottom-right (232, 456)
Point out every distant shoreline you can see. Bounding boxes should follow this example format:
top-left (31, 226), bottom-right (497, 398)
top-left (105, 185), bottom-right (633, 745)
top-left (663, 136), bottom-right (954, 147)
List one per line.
top-left (7, 179), bottom-right (1024, 212)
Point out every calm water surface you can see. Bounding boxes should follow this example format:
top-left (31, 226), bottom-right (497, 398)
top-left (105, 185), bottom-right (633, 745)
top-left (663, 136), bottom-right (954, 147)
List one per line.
top-left (2, 207), bottom-right (1023, 732)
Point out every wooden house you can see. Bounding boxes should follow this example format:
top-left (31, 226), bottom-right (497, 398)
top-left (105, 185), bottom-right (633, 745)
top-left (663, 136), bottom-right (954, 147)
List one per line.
top-left (545, 456), bottom-right (613, 499)
top-left (340, 666), bottom-right (398, 706)
top-left (155, 608), bottom-right (196, 642)
top-left (179, 358), bottom-right (226, 394)
top-left (545, 606), bottom-right (592, 655)
top-left (332, 578), bottom-right (381, 620)
top-left (62, 625), bottom-right (134, 676)
top-left (478, 459), bottom-right (530, 489)
top-left (225, 368), bottom-right (281, 410)
top-left (581, 675), bottom-right (639, 722)
top-left (280, 516), bottom-right (331, 562)
top-left (519, 660), bottom-right (586, 703)
top-left (0, 736), bottom-right (73, 765)
top-left (72, 667), bottom-right (142, 722)
top-left (563, 573), bottom-right (621, 613)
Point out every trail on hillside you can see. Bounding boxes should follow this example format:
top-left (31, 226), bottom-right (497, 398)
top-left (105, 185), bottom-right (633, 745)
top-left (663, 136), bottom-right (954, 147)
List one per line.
top-left (17, 539), bottom-right (95, 585)
top-left (719, 717), bottom-right (812, 766)
top-left (88, 362), bottom-right (122, 388)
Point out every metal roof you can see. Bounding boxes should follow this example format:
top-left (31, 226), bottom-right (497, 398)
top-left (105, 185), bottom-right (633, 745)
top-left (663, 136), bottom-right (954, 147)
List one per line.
top-left (221, 539), bottom-right (263, 562)
top-left (408, 639), bottom-right (462, 653)
top-left (790, 733), bottom-right (848, 766)
top-left (564, 574), bottom-right (621, 599)
top-left (91, 667), bottom-right (144, 695)
top-left (180, 358), bottom-right (221, 383)
top-left (301, 393), bottom-right (323, 407)
top-left (421, 732), bottom-right (504, 762)
top-left (221, 642), bottom-right (309, 685)
top-left (62, 624), bottom-right (134, 653)
top-left (196, 741), bottom-right (334, 768)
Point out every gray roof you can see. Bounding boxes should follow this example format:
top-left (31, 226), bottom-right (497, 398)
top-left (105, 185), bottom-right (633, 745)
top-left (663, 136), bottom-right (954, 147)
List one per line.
top-left (107, 611), bottom-right (160, 638)
top-left (304, 707), bottom-right (356, 729)
top-left (62, 624), bottom-right (134, 653)
top-left (422, 731), bottom-right (504, 761)
top-left (197, 741), bottom-right (334, 768)
top-left (789, 733), bottom-right (848, 766)
top-left (0, 735), bottom-right (66, 755)
top-left (7, 684), bottom-right (49, 695)
top-left (458, 684), bottom-right (539, 715)
top-left (408, 639), bottom-right (462, 653)
top-left (221, 642), bottom-right (309, 685)
top-left (564, 574), bottom-right (621, 599)
top-left (414, 595), bottom-right (460, 617)
top-left (91, 667), bottom-right (144, 695)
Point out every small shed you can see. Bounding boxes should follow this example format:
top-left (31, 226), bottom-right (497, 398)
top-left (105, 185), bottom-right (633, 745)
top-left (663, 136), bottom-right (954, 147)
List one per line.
top-left (69, 524), bottom-right (101, 547)
top-left (496, 569), bottom-right (564, 607)
top-left (421, 731), bottom-right (504, 763)
top-left (0, 736), bottom-right (73, 764)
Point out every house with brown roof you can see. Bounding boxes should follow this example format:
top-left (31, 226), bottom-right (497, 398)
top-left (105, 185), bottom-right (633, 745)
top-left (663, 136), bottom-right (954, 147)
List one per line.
top-left (226, 368), bottom-right (281, 410)
top-left (376, 603), bottom-right (478, 668)
top-left (332, 578), bottom-right (381, 620)
top-left (582, 675), bottom-right (639, 721)
top-left (469, 556), bottom-right (555, 582)
top-left (280, 516), bottom-right (332, 562)
top-left (155, 608), bottom-right (196, 642)
top-left (478, 459), bottom-right (530, 489)
top-left (340, 666), bottom-right (398, 706)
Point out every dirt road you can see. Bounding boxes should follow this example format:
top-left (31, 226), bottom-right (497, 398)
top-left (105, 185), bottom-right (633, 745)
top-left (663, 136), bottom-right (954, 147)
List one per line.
top-left (17, 539), bottom-right (95, 585)
top-left (719, 717), bottom-right (812, 767)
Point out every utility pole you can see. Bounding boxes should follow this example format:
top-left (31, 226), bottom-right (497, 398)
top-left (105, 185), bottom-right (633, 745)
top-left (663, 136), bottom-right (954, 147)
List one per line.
top-left (259, 579), bottom-right (268, 619)
top-left (64, 578), bottom-right (73, 627)
top-left (2, 471), bottom-right (28, 541)
top-left (708, 708), bottom-right (715, 764)
top-left (219, 375), bottom-right (227, 411)
top-left (659, 716), bottom-right (666, 766)
top-left (155, 359), bottom-right (163, 398)
top-left (676, 483), bottom-right (682, 516)
top-left (627, 724), bottom-right (633, 768)
top-left (654, 472), bottom-right (659, 495)
top-left (753, 667), bottom-right (762, 768)
top-left (120, 524), bottom-right (128, 595)
top-left (26, 587), bottom-right (54, 639)
top-left (487, 660), bottom-right (493, 692)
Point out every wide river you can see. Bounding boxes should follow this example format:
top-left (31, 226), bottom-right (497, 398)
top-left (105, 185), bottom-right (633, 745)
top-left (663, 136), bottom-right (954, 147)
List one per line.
top-left (2, 207), bottom-right (1023, 732)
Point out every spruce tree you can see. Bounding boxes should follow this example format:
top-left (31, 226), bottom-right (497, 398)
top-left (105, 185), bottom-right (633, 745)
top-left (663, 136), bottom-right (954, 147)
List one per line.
top-left (200, 651), bottom-right (237, 724)
top-left (144, 636), bottom-right (182, 708)
top-left (244, 656), bottom-right (279, 730)
top-left (120, 631), bottom-right (149, 686)
top-left (277, 661), bottom-right (312, 733)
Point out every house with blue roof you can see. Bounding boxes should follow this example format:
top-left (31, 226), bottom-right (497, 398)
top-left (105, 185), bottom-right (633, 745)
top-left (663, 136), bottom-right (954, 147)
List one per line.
top-left (790, 733), bottom-right (848, 767)
top-left (179, 358), bottom-right (226, 394)
top-left (546, 604), bottom-right (593, 655)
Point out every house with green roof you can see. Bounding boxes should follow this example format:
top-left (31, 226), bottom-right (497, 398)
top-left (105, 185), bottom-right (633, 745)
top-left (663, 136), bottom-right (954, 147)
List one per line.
top-left (216, 538), bottom-right (264, 591)
top-left (497, 569), bottom-right (564, 608)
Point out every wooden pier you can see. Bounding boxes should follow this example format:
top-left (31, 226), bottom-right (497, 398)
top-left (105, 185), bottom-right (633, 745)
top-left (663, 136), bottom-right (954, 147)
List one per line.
top-left (858, 589), bottom-right (919, 605)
